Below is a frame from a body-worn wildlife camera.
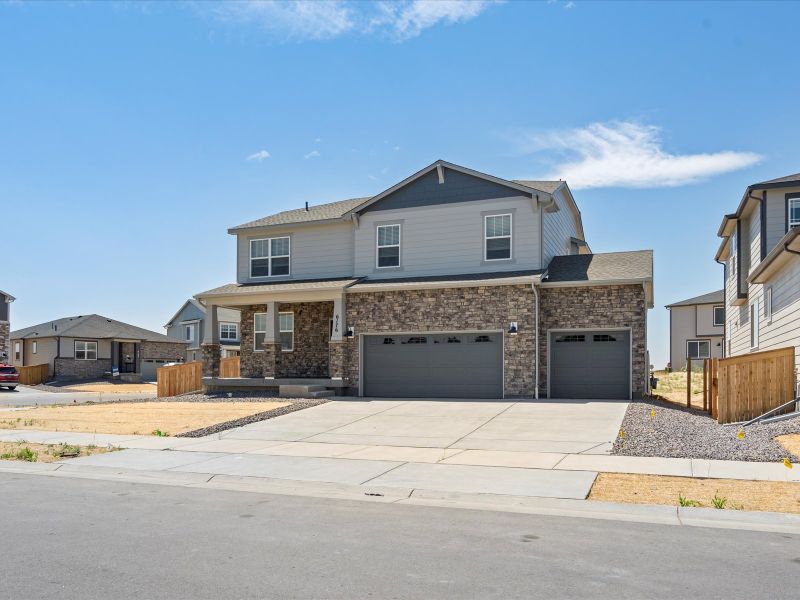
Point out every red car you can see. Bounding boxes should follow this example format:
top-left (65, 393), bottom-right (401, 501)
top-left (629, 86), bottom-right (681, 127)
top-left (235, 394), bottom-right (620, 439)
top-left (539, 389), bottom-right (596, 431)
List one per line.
top-left (0, 365), bottom-right (19, 390)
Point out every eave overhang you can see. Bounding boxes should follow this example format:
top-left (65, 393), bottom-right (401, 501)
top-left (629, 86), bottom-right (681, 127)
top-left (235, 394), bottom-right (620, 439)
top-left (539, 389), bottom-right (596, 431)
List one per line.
top-left (748, 227), bottom-right (800, 284)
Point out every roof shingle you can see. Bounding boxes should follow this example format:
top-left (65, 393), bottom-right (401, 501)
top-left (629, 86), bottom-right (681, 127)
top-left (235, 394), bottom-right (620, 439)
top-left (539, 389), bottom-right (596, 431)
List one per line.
top-left (665, 289), bottom-right (724, 308)
top-left (544, 250), bottom-right (653, 283)
top-left (229, 197), bottom-right (369, 231)
top-left (11, 315), bottom-right (180, 343)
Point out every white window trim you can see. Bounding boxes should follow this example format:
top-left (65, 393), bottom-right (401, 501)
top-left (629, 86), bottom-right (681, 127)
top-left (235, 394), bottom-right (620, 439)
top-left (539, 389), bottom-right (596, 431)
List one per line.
top-left (279, 311), bottom-right (294, 352)
top-left (789, 198), bottom-right (800, 229)
top-left (375, 224), bottom-right (401, 269)
top-left (14, 341), bottom-right (20, 361)
top-left (32, 341), bottom-right (37, 354)
top-left (250, 236), bottom-right (291, 279)
top-left (184, 323), bottom-right (195, 344)
top-left (750, 300), bottom-right (760, 349)
top-left (219, 322), bottom-right (240, 342)
top-left (75, 340), bottom-right (98, 361)
top-left (765, 287), bottom-right (773, 324)
top-left (686, 339), bottom-right (711, 360)
top-left (484, 213), bottom-right (513, 261)
top-left (712, 305), bottom-right (725, 327)
top-left (253, 312), bottom-right (267, 352)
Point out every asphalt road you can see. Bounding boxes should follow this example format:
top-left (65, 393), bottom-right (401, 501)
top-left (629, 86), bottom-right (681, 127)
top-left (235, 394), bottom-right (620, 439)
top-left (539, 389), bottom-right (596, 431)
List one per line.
top-left (0, 385), bottom-right (154, 407)
top-left (0, 473), bottom-right (798, 599)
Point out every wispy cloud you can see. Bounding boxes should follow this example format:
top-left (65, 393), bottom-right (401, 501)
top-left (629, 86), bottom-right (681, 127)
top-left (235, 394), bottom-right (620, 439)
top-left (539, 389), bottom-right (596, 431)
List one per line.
top-left (516, 121), bottom-right (761, 189)
top-left (246, 149), bottom-right (271, 161)
top-left (304, 150), bottom-right (320, 159)
top-left (196, 1), bottom-right (498, 42)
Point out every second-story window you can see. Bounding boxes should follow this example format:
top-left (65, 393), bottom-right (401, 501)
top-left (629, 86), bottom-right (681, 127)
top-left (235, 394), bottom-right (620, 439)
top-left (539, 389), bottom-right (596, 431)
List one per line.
top-left (376, 224), bottom-right (401, 268)
top-left (485, 214), bottom-right (512, 261)
top-left (713, 306), bottom-right (724, 327)
top-left (789, 197), bottom-right (800, 229)
top-left (250, 237), bottom-right (290, 278)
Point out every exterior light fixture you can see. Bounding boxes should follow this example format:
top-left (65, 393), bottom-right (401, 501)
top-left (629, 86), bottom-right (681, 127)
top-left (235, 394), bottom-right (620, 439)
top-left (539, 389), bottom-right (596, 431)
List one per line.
top-left (345, 326), bottom-right (355, 338)
top-left (508, 322), bottom-right (518, 336)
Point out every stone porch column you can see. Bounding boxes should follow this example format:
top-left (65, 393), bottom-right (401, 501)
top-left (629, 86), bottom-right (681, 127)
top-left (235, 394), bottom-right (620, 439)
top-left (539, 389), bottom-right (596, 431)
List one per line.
top-left (329, 295), bottom-right (346, 380)
top-left (262, 301), bottom-right (280, 379)
top-left (201, 302), bottom-right (221, 377)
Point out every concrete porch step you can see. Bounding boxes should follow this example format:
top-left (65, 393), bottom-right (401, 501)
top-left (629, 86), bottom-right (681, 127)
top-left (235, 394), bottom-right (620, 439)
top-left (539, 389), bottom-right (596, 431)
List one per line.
top-left (279, 384), bottom-right (334, 399)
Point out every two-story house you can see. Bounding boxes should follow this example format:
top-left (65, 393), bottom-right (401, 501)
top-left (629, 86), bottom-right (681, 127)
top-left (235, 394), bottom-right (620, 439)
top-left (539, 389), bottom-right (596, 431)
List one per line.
top-left (196, 160), bottom-right (654, 400)
top-left (715, 172), bottom-right (800, 388)
top-left (165, 299), bottom-right (241, 363)
top-left (666, 290), bottom-right (725, 370)
top-left (0, 290), bottom-right (14, 364)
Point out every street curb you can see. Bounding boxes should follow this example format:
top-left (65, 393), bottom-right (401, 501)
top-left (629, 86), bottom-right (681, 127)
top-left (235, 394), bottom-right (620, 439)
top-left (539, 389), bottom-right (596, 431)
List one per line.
top-left (2, 460), bottom-right (799, 534)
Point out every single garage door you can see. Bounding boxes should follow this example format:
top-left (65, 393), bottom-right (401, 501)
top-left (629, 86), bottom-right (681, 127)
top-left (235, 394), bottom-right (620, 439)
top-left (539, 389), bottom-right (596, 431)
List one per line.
top-left (549, 330), bottom-right (630, 399)
top-left (363, 332), bottom-right (503, 399)
top-left (141, 359), bottom-right (170, 382)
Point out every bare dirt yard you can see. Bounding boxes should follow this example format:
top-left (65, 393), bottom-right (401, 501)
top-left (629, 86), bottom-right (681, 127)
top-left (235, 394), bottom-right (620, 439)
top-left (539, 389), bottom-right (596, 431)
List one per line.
top-left (0, 440), bottom-right (110, 463)
top-left (777, 434), bottom-right (800, 457)
top-left (65, 382), bottom-right (157, 394)
top-left (589, 472), bottom-right (800, 514)
top-left (0, 401), bottom-right (287, 436)
top-left (652, 369), bottom-right (705, 409)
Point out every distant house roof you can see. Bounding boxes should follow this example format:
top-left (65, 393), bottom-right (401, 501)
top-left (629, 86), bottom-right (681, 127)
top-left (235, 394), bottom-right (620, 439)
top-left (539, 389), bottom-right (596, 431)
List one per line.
top-left (164, 298), bottom-right (207, 328)
top-left (543, 250), bottom-right (653, 284)
top-left (0, 290), bottom-right (15, 302)
top-left (665, 289), bottom-right (725, 308)
top-left (11, 314), bottom-right (181, 343)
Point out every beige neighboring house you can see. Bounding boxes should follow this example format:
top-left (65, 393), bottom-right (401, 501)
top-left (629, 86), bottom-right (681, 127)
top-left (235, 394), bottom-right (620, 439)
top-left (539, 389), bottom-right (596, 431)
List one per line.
top-left (715, 172), bottom-right (800, 391)
top-left (666, 290), bottom-right (725, 370)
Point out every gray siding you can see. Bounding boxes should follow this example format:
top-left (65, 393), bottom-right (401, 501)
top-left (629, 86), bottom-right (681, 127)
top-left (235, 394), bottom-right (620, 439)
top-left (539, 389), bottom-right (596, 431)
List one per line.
top-left (362, 168), bottom-right (524, 213)
top-left (236, 221), bottom-right (354, 284)
top-left (166, 301), bottom-right (205, 352)
top-left (353, 196), bottom-right (541, 278)
top-left (0, 294), bottom-right (8, 322)
top-left (542, 188), bottom-right (579, 264)
top-left (668, 304), bottom-right (723, 370)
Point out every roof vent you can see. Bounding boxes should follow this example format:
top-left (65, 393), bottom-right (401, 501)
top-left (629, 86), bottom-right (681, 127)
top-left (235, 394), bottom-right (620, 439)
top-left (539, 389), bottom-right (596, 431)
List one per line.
top-left (305, 202), bottom-right (309, 212)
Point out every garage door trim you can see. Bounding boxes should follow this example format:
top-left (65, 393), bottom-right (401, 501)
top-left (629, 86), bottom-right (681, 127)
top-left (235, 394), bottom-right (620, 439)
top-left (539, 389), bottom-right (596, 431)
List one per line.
top-left (358, 329), bottom-right (505, 398)
top-left (546, 327), bottom-right (631, 400)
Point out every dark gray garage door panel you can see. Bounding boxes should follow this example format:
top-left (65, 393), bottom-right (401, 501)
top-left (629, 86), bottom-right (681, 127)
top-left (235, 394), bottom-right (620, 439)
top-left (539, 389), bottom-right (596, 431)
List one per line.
top-left (363, 333), bottom-right (503, 399)
top-left (549, 331), bottom-right (630, 399)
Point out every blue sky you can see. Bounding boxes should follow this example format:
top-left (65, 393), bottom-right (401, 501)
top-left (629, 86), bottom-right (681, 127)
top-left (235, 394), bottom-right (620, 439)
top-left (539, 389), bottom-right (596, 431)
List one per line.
top-left (2, 0), bottom-right (798, 369)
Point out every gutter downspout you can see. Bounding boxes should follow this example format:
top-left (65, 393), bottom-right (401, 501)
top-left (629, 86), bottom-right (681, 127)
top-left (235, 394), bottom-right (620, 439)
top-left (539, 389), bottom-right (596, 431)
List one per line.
top-left (54, 336), bottom-right (60, 377)
top-left (532, 279), bottom-right (540, 400)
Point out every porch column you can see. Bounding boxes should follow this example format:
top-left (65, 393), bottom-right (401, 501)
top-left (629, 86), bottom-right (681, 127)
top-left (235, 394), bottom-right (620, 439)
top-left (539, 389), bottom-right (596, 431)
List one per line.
top-left (329, 295), bottom-right (346, 380)
top-left (201, 302), bottom-right (221, 377)
top-left (262, 301), bottom-right (281, 379)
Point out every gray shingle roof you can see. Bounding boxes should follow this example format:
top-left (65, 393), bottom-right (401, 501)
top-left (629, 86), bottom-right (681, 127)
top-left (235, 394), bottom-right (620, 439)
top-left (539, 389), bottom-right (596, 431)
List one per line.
top-left (544, 250), bottom-right (653, 283)
top-left (512, 180), bottom-right (564, 194)
top-left (11, 314), bottom-right (181, 343)
top-left (229, 197), bottom-right (369, 231)
top-left (752, 173), bottom-right (800, 186)
top-left (665, 289), bottom-right (725, 308)
top-left (197, 277), bottom-right (361, 297)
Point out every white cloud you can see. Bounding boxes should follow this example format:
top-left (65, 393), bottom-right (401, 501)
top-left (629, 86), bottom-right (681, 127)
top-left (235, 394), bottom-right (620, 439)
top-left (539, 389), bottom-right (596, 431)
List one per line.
top-left (393, 145), bottom-right (400, 151)
top-left (314, 137), bottom-right (322, 143)
top-left (518, 121), bottom-right (761, 190)
top-left (246, 149), bottom-right (271, 161)
top-left (304, 150), bottom-right (320, 159)
top-left (197, 1), bottom-right (497, 42)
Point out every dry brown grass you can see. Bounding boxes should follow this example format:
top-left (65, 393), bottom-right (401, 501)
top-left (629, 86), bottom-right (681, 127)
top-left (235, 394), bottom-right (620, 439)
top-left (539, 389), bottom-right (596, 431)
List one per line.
top-left (0, 441), bottom-right (110, 463)
top-left (0, 402), bottom-right (287, 436)
top-left (589, 472), bottom-right (800, 514)
top-left (66, 383), bottom-right (157, 393)
top-left (776, 434), bottom-right (800, 458)
top-left (653, 369), bottom-right (705, 408)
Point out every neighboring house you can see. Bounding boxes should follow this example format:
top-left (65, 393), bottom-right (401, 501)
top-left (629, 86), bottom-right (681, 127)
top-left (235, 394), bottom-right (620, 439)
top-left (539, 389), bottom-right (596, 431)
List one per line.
top-left (665, 290), bottom-right (725, 370)
top-left (196, 160), bottom-right (654, 400)
top-left (165, 299), bottom-right (241, 362)
top-left (715, 172), bottom-right (800, 389)
top-left (10, 314), bottom-right (187, 382)
top-left (0, 290), bottom-right (14, 364)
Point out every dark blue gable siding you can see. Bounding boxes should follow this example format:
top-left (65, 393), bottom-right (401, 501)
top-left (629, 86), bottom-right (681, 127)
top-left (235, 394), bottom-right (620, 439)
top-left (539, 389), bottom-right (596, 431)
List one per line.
top-left (362, 168), bottom-right (528, 213)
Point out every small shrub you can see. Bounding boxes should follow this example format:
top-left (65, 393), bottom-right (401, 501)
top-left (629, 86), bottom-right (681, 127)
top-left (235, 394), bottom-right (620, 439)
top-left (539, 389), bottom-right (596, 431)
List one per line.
top-left (711, 494), bottom-right (727, 509)
top-left (152, 429), bottom-right (167, 437)
top-left (14, 447), bottom-right (37, 462)
top-left (678, 494), bottom-right (702, 508)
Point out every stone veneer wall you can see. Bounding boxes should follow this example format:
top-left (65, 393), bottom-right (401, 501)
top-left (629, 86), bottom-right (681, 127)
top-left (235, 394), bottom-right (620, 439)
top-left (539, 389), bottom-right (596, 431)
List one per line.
top-left (55, 358), bottom-right (112, 380)
top-left (202, 344), bottom-right (220, 377)
top-left (538, 284), bottom-right (647, 398)
top-left (239, 302), bottom-right (333, 379)
top-left (344, 285), bottom-right (536, 397)
top-left (0, 322), bottom-right (8, 363)
top-left (141, 341), bottom-right (188, 361)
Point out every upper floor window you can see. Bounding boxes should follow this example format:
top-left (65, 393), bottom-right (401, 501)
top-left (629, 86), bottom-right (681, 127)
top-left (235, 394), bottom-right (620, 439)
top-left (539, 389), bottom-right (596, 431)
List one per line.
top-left (485, 214), bottom-right (512, 261)
top-left (765, 286), bottom-right (773, 324)
top-left (219, 322), bottom-right (239, 341)
top-left (250, 237), bottom-right (290, 278)
top-left (750, 300), bottom-right (760, 349)
top-left (788, 196), bottom-right (800, 230)
top-left (184, 324), bottom-right (195, 343)
top-left (376, 224), bottom-right (401, 268)
top-left (713, 306), bottom-right (724, 327)
top-left (75, 340), bottom-right (98, 361)
top-left (32, 341), bottom-right (37, 354)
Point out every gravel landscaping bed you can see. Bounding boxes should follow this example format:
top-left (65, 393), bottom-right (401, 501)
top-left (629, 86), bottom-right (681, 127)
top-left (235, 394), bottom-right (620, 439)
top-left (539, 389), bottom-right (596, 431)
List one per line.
top-left (175, 395), bottom-right (330, 438)
top-left (613, 398), bottom-right (800, 462)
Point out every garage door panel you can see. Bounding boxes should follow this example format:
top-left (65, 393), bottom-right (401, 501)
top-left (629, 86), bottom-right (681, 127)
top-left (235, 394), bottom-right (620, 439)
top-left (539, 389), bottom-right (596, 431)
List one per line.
top-left (550, 331), bottom-right (629, 400)
top-left (363, 332), bottom-right (503, 399)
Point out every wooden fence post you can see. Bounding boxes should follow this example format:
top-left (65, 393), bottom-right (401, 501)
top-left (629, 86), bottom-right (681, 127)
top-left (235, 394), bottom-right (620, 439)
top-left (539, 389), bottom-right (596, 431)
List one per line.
top-left (703, 359), bottom-right (708, 412)
top-left (686, 357), bottom-right (692, 408)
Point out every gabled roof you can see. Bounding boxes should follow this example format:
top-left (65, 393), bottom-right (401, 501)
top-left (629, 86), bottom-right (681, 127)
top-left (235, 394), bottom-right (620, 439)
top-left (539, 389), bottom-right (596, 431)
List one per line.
top-left (751, 172), bottom-right (800, 187)
top-left (11, 314), bottom-right (181, 343)
top-left (164, 298), bottom-right (206, 328)
top-left (717, 172), bottom-right (800, 242)
top-left (229, 197), bottom-right (369, 232)
top-left (665, 289), bottom-right (724, 308)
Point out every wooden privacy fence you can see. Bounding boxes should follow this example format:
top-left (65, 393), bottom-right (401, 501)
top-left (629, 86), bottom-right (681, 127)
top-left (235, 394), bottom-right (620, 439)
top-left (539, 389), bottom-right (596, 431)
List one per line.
top-left (157, 361), bottom-right (202, 398)
top-left (219, 356), bottom-right (240, 378)
top-left (703, 347), bottom-right (796, 424)
top-left (16, 364), bottom-right (50, 386)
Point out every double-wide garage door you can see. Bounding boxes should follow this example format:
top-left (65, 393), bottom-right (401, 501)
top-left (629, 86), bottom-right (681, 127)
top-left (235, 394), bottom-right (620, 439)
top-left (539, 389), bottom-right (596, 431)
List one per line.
top-left (363, 332), bottom-right (503, 399)
top-left (549, 330), bottom-right (630, 399)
